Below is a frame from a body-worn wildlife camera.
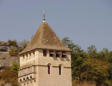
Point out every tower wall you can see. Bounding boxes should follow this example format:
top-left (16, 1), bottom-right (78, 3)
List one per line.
top-left (19, 49), bottom-right (72, 86)
top-left (19, 50), bottom-right (39, 86)
top-left (37, 65), bottom-right (72, 86)
top-left (36, 49), bottom-right (72, 86)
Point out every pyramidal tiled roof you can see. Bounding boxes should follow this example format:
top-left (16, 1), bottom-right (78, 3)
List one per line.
top-left (20, 22), bottom-right (70, 54)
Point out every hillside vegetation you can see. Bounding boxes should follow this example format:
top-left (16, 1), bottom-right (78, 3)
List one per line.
top-left (0, 40), bottom-right (28, 86)
top-left (62, 37), bottom-right (112, 86)
top-left (1, 38), bottom-right (112, 86)
top-left (0, 64), bottom-right (19, 86)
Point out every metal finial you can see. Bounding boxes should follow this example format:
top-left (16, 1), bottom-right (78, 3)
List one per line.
top-left (42, 10), bottom-right (46, 22)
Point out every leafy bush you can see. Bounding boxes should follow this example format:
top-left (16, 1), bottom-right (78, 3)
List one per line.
top-left (11, 63), bottom-right (19, 75)
top-left (62, 37), bottom-right (112, 86)
top-left (0, 66), bottom-right (18, 86)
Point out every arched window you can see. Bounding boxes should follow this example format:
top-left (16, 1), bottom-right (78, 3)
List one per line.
top-left (59, 65), bottom-right (61, 75)
top-left (48, 64), bottom-right (51, 74)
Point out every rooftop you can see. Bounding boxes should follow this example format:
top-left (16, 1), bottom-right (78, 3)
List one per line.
top-left (20, 22), bottom-right (70, 54)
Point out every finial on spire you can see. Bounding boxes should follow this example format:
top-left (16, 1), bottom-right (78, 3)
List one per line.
top-left (42, 10), bottom-right (46, 22)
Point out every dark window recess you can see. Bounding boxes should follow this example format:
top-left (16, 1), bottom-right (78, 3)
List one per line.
top-left (26, 54), bottom-right (28, 57)
top-left (20, 79), bottom-right (22, 82)
top-left (49, 50), bottom-right (54, 57)
top-left (56, 51), bottom-right (60, 57)
top-left (59, 65), bottom-right (61, 75)
top-left (27, 77), bottom-right (29, 80)
top-left (43, 50), bottom-right (47, 56)
top-left (29, 53), bottom-right (31, 56)
top-left (48, 65), bottom-right (50, 74)
top-left (62, 51), bottom-right (66, 58)
top-left (33, 51), bottom-right (35, 55)
top-left (30, 76), bottom-right (32, 79)
top-left (23, 78), bottom-right (25, 81)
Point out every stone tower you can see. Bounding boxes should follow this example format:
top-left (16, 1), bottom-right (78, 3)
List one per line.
top-left (18, 15), bottom-right (72, 86)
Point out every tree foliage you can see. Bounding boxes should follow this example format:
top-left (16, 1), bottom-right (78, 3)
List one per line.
top-left (8, 40), bottom-right (28, 56)
top-left (11, 63), bottom-right (19, 75)
top-left (62, 37), bottom-right (112, 86)
top-left (0, 66), bottom-right (19, 86)
top-left (2, 38), bottom-right (112, 86)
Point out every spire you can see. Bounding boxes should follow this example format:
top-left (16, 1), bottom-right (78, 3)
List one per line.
top-left (42, 10), bottom-right (46, 22)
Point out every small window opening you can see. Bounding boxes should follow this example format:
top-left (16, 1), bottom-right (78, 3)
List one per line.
top-left (26, 53), bottom-right (28, 57)
top-left (22, 54), bottom-right (25, 59)
top-left (48, 64), bottom-right (50, 74)
top-left (30, 76), bottom-right (32, 79)
top-left (23, 55), bottom-right (25, 58)
top-left (23, 78), bottom-right (25, 81)
top-left (20, 79), bottom-right (22, 82)
top-left (49, 50), bottom-right (54, 57)
top-left (27, 77), bottom-right (29, 80)
top-left (62, 51), bottom-right (66, 58)
top-left (33, 51), bottom-right (35, 55)
top-left (29, 53), bottom-right (31, 56)
top-left (43, 50), bottom-right (47, 56)
top-left (59, 65), bottom-right (61, 75)
top-left (56, 51), bottom-right (60, 57)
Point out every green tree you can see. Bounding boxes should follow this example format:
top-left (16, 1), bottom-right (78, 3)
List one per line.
top-left (87, 45), bottom-right (97, 58)
top-left (11, 63), bottom-right (19, 75)
top-left (0, 67), bottom-right (18, 85)
top-left (62, 37), bottom-right (112, 86)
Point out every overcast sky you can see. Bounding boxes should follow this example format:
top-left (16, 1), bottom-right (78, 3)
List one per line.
top-left (0, 0), bottom-right (112, 51)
